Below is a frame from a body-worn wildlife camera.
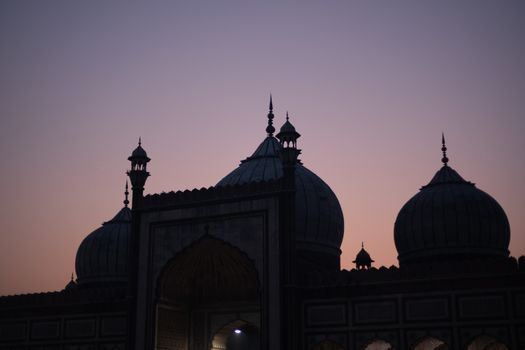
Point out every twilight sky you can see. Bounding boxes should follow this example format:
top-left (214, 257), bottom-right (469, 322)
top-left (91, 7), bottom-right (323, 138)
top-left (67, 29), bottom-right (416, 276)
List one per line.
top-left (0, 1), bottom-right (524, 295)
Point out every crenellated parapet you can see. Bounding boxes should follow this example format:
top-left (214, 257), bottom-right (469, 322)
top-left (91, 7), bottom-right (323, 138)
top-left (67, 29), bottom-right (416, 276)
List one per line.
top-left (139, 179), bottom-right (282, 210)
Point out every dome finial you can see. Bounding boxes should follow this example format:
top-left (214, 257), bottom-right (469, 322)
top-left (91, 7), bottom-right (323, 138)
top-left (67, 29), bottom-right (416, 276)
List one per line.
top-left (362, 241), bottom-right (364, 249)
top-left (286, 111), bottom-right (289, 121)
top-left (441, 132), bottom-right (449, 166)
top-left (138, 137), bottom-right (141, 146)
top-left (266, 94), bottom-right (275, 137)
top-left (124, 180), bottom-right (130, 208)
top-left (71, 272), bottom-right (74, 281)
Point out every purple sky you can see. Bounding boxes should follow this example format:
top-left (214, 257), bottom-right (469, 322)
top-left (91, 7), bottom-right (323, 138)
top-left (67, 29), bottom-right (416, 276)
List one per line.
top-left (1, 1), bottom-right (524, 295)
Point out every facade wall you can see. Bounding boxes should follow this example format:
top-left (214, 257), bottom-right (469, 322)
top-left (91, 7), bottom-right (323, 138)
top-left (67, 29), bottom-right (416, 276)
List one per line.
top-left (133, 195), bottom-right (281, 349)
top-left (302, 287), bottom-right (525, 350)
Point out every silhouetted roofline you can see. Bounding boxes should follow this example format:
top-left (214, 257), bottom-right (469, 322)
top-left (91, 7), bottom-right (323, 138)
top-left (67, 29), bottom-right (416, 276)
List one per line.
top-left (139, 179), bottom-right (283, 210)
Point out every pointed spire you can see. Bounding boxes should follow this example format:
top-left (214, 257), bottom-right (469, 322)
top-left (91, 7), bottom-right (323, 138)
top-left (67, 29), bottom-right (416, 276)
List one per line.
top-left (138, 137), bottom-right (142, 146)
top-left (441, 132), bottom-right (449, 166)
top-left (266, 94), bottom-right (275, 136)
top-left (286, 111), bottom-right (289, 121)
top-left (124, 180), bottom-right (130, 207)
top-left (362, 241), bottom-right (364, 249)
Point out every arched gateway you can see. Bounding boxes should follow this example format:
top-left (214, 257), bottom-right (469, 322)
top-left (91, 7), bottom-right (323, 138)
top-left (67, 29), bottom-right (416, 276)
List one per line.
top-left (155, 236), bottom-right (261, 350)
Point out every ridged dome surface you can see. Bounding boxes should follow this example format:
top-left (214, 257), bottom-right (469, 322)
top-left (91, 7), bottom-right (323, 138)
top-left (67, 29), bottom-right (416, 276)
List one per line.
top-left (131, 144), bottom-right (148, 158)
top-left (75, 207), bottom-right (131, 286)
top-left (217, 136), bottom-right (344, 262)
top-left (394, 165), bottom-right (510, 264)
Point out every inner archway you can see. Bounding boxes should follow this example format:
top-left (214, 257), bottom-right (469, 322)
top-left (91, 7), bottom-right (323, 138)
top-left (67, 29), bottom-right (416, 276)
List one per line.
top-left (156, 236), bottom-right (260, 350)
top-left (211, 320), bottom-right (260, 350)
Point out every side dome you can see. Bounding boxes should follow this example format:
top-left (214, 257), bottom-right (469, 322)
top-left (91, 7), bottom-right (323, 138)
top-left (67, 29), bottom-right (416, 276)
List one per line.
top-left (394, 146), bottom-right (510, 266)
top-left (75, 206), bottom-right (131, 286)
top-left (217, 135), bottom-right (344, 270)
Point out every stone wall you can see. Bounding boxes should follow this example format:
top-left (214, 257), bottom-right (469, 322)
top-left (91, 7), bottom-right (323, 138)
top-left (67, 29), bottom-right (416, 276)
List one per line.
top-left (303, 288), bottom-right (525, 350)
top-left (0, 312), bottom-right (126, 349)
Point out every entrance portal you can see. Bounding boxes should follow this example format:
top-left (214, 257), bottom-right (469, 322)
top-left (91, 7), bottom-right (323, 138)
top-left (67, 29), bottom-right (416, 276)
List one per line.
top-left (155, 236), bottom-right (261, 350)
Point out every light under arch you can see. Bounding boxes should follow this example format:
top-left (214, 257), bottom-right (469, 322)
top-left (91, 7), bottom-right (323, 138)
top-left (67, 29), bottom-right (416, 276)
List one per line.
top-left (210, 319), bottom-right (259, 350)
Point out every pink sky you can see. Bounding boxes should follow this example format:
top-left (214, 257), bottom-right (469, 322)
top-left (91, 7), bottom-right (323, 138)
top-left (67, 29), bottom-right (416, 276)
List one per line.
top-left (1, 1), bottom-right (524, 295)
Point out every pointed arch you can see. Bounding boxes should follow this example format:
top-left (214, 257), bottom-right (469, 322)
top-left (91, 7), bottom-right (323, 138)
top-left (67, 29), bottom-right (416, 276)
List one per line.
top-left (363, 339), bottom-right (395, 350)
top-left (467, 335), bottom-right (509, 350)
top-left (413, 337), bottom-right (448, 350)
top-left (157, 235), bottom-right (260, 304)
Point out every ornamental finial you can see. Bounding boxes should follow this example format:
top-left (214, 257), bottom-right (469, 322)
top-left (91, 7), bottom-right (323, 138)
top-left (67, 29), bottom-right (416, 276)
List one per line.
top-left (266, 94), bottom-right (275, 136)
top-left (441, 132), bottom-right (449, 166)
top-left (124, 180), bottom-right (130, 207)
top-left (138, 137), bottom-right (141, 146)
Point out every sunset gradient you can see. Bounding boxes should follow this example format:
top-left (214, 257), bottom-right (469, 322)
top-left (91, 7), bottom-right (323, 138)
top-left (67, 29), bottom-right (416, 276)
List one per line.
top-left (0, 1), bottom-right (524, 295)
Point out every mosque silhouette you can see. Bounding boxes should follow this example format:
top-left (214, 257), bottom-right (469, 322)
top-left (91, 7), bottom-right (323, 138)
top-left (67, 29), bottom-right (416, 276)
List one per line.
top-left (1, 97), bottom-right (524, 349)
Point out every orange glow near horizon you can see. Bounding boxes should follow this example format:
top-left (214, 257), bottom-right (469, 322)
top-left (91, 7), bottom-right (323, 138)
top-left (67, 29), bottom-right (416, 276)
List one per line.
top-left (1, 1), bottom-right (524, 295)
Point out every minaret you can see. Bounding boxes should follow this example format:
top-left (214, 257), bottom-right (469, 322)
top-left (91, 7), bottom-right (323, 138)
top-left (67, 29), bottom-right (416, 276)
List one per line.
top-left (276, 111), bottom-right (301, 350)
top-left (126, 139), bottom-right (150, 350)
top-left (126, 138), bottom-right (150, 208)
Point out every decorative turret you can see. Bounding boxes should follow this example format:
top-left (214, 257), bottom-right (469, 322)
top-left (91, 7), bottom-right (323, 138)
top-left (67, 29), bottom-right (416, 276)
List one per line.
top-left (352, 242), bottom-right (374, 270)
top-left (276, 112), bottom-right (301, 149)
top-left (64, 272), bottom-right (77, 291)
top-left (127, 138), bottom-right (150, 208)
top-left (276, 112), bottom-right (301, 167)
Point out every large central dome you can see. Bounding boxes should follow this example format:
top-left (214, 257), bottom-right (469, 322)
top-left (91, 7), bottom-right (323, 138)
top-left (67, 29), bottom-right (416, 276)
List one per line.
top-left (217, 106), bottom-right (344, 270)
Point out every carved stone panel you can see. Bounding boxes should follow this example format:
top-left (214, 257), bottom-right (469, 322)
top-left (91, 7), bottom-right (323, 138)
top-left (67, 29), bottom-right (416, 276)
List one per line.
top-left (64, 318), bottom-right (96, 338)
top-left (515, 293), bottom-right (525, 318)
top-left (458, 295), bottom-right (506, 320)
top-left (306, 304), bottom-right (347, 327)
top-left (405, 298), bottom-right (449, 322)
top-left (30, 319), bottom-right (60, 339)
top-left (354, 300), bottom-right (397, 324)
top-left (101, 316), bottom-right (126, 337)
top-left (0, 322), bottom-right (26, 341)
